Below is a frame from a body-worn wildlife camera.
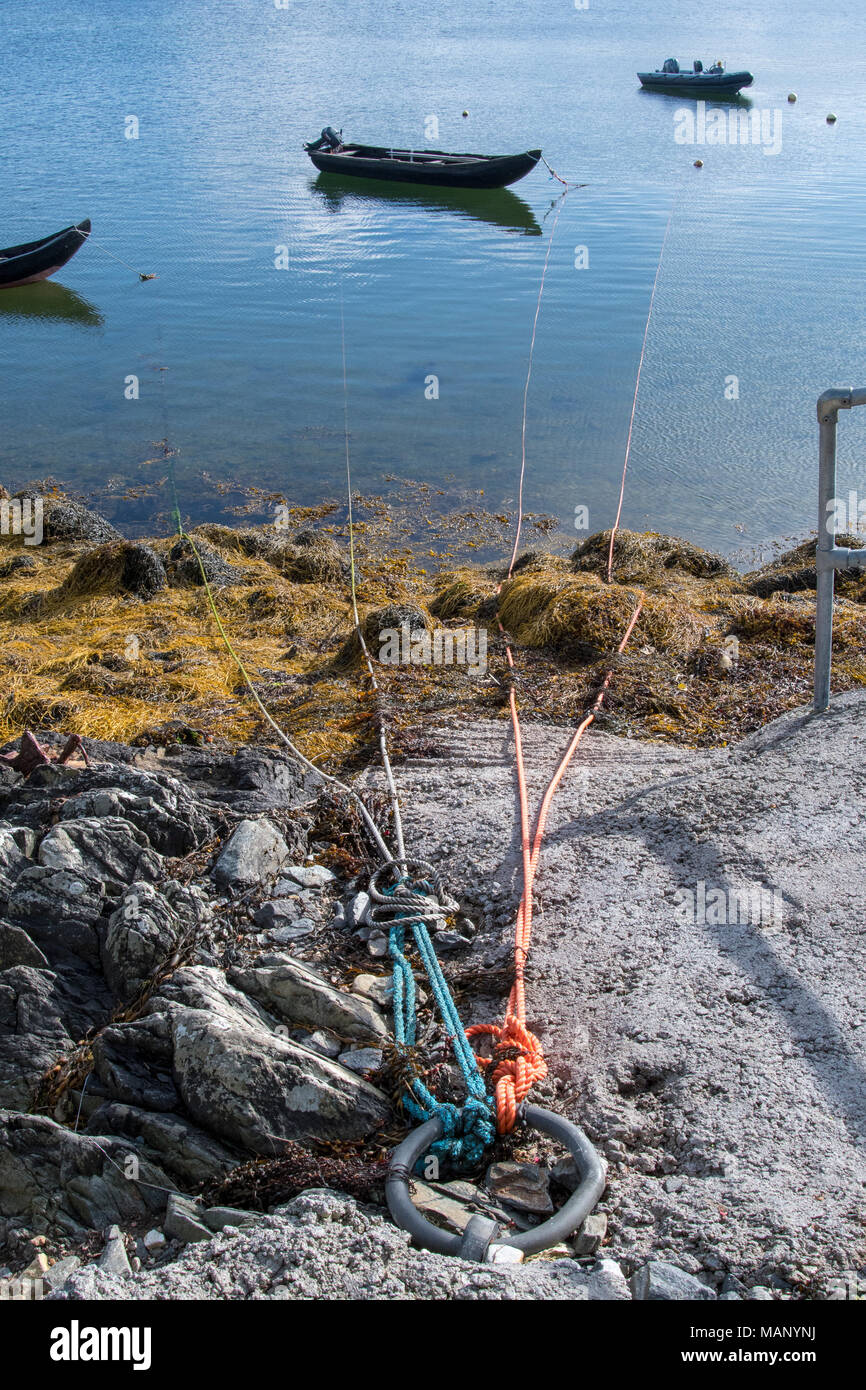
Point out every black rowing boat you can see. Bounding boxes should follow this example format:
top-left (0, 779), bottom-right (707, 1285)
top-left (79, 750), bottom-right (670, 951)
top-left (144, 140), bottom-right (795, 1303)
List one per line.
top-left (0, 219), bottom-right (91, 289)
top-left (304, 129), bottom-right (541, 190)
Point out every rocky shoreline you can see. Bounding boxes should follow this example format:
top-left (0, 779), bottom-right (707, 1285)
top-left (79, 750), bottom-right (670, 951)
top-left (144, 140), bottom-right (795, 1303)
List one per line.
top-left (1, 493), bottom-right (864, 1301)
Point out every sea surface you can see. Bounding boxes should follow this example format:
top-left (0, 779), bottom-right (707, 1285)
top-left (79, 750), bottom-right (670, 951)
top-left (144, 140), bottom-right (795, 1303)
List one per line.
top-left (1, 0), bottom-right (865, 558)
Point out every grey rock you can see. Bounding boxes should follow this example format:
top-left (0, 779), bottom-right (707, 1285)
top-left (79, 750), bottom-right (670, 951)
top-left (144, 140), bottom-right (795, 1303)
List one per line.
top-left (229, 957), bottom-right (386, 1042)
top-left (142, 1229), bottom-right (166, 1252)
top-left (431, 931), bottom-right (465, 952)
top-left (0, 828), bottom-right (29, 903)
top-left (0, 965), bottom-right (106, 1110)
top-left (253, 898), bottom-right (302, 930)
top-left (630, 1261), bottom-right (717, 1301)
top-left (38, 818), bottom-right (161, 890)
top-left (283, 864), bottom-right (336, 890)
top-left (345, 891), bottom-right (371, 928)
top-left (89, 1020), bottom-right (180, 1113)
top-left (202, 1206), bottom-right (258, 1232)
top-left (85, 1102), bottom-right (237, 1185)
top-left (42, 1255), bottom-right (82, 1292)
top-left (271, 878), bottom-right (304, 897)
top-left (298, 1030), bottom-right (341, 1059)
top-left (7, 866), bottom-right (105, 963)
top-left (0, 1110), bottom-right (170, 1232)
top-left (573, 1212), bottom-right (608, 1256)
top-left (0, 922), bottom-right (48, 969)
top-left (351, 973), bottom-right (392, 1008)
top-left (485, 1161), bottom-right (553, 1215)
top-left (748, 1286), bottom-right (776, 1301)
top-left (268, 920), bottom-right (315, 944)
top-left (337, 1048), bottom-right (383, 1076)
top-left (60, 783), bottom-right (212, 857)
top-left (212, 819), bottom-right (291, 889)
top-left (165, 1194), bottom-right (212, 1244)
top-left (366, 933), bottom-right (388, 958)
top-left (102, 882), bottom-right (182, 1000)
top-left (98, 1224), bottom-right (133, 1278)
top-left (585, 1257), bottom-right (631, 1301)
top-left (153, 966), bottom-right (390, 1152)
top-left (719, 1290), bottom-right (743, 1300)
top-left (721, 1271), bottom-right (749, 1297)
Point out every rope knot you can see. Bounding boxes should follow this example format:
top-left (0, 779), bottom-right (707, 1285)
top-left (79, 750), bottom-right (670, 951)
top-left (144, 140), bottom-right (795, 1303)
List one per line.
top-left (466, 1014), bottom-right (547, 1134)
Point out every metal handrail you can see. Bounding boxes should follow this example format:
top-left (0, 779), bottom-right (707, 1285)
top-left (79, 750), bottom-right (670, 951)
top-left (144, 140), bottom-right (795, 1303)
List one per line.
top-left (814, 389), bottom-right (866, 711)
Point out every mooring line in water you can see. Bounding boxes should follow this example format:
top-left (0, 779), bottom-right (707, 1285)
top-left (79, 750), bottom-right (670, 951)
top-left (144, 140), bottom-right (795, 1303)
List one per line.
top-left (507, 188), bottom-right (569, 575)
top-left (338, 279), bottom-right (406, 863)
top-left (79, 227), bottom-right (156, 280)
top-left (606, 187), bottom-right (679, 583)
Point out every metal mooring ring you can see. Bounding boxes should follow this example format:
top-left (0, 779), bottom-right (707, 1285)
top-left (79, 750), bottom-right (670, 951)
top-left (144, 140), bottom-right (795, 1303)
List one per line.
top-left (385, 1104), bottom-right (606, 1260)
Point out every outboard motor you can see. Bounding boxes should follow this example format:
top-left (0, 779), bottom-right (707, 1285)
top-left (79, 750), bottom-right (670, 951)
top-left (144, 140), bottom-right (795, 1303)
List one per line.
top-left (693, 60), bottom-right (703, 72)
top-left (662, 58), bottom-right (680, 74)
top-left (304, 126), bottom-right (343, 152)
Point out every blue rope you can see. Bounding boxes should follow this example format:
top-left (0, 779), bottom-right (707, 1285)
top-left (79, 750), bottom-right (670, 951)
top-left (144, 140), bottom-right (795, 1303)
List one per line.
top-left (387, 880), bottom-right (495, 1172)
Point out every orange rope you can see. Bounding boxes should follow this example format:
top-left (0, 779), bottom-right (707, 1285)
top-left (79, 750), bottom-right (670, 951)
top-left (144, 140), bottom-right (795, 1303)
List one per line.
top-left (467, 595), bottom-right (644, 1132)
top-left (466, 185), bottom-right (648, 1131)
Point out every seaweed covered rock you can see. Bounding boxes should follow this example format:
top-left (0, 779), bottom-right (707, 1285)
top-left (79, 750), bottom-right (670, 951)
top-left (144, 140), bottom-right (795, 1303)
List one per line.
top-left (28, 496), bottom-right (121, 546)
top-left (572, 530), bottom-right (735, 585)
top-left (62, 542), bottom-right (166, 599)
top-left (334, 602), bottom-right (431, 668)
top-left (191, 524), bottom-right (347, 584)
top-left (165, 536), bottom-right (247, 589)
top-left (498, 569), bottom-right (702, 662)
top-left (745, 534), bottom-right (866, 599)
top-left (275, 529), bottom-right (348, 584)
top-left (429, 569), bottom-right (496, 620)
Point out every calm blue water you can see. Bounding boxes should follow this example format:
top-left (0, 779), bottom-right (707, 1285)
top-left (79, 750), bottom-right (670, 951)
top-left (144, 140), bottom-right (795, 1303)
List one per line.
top-left (1, 0), bottom-right (865, 556)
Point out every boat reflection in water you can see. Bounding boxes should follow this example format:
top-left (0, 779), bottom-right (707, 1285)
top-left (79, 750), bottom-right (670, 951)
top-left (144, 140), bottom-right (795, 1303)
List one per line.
top-left (312, 174), bottom-right (541, 235)
top-left (0, 280), bottom-right (103, 327)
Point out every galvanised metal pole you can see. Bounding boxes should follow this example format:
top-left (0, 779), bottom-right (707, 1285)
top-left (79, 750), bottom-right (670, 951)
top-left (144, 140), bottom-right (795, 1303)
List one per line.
top-left (814, 388), bottom-right (866, 712)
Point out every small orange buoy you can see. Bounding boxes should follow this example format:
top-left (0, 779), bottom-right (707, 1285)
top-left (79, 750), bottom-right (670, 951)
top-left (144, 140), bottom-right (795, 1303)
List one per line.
top-left (827, 113), bottom-right (837, 123)
top-left (694, 159), bottom-right (703, 168)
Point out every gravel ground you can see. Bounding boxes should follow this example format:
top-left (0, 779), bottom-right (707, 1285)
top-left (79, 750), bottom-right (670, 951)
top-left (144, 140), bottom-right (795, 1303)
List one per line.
top-left (53, 1189), bottom-right (628, 1300)
top-left (364, 691), bottom-right (866, 1293)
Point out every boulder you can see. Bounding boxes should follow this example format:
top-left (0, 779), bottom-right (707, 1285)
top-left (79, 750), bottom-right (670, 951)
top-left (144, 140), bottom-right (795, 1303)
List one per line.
top-left (228, 957), bottom-right (387, 1042)
top-left (101, 882), bottom-right (183, 1000)
top-left (0, 1111), bottom-right (170, 1233)
top-left (0, 962), bottom-right (110, 1110)
top-left (150, 966), bottom-right (390, 1153)
top-left (0, 827), bottom-right (30, 904)
top-left (0, 922), bottom-right (48, 970)
top-left (60, 781), bottom-right (212, 857)
top-left (630, 1260), bottom-right (717, 1301)
top-left (85, 1102), bottom-right (237, 1185)
top-left (212, 818), bottom-right (291, 889)
top-left (6, 866), bottom-right (106, 964)
top-left (38, 817), bottom-right (162, 890)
